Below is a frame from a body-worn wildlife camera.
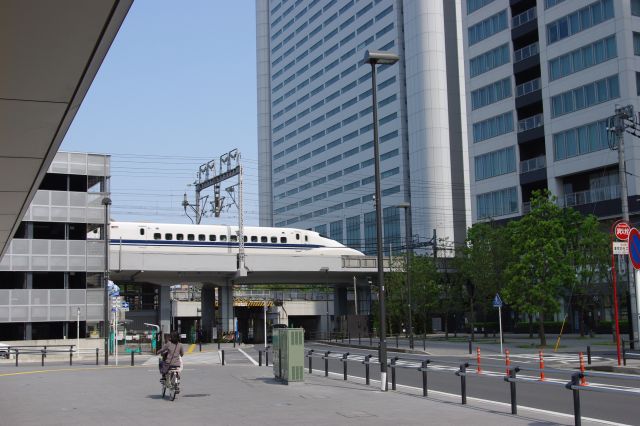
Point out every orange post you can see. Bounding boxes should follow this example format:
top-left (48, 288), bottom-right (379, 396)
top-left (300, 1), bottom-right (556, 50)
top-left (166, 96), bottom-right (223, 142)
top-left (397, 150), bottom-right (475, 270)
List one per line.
top-left (476, 347), bottom-right (482, 374)
top-left (505, 349), bottom-right (510, 376)
top-left (539, 350), bottom-right (545, 381)
top-left (579, 352), bottom-right (587, 386)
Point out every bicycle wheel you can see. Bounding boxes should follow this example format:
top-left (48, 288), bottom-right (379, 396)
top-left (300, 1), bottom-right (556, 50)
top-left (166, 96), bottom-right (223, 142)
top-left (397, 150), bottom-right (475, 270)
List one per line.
top-left (162, 383), bottom-right (166, 398)
top-left (169, 385), bottom-right (177, 401)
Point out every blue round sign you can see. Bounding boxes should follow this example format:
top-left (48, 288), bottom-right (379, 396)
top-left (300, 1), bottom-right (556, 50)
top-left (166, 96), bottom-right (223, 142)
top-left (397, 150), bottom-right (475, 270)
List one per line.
top-left (628, 227), bottom-right (640, 270)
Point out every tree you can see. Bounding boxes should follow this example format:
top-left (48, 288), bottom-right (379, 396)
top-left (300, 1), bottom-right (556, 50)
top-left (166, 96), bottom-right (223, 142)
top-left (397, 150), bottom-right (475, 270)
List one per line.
top-left (503, 190), bottom-right (574, 346)
top-left (456, 222), bottom-right (510, 340)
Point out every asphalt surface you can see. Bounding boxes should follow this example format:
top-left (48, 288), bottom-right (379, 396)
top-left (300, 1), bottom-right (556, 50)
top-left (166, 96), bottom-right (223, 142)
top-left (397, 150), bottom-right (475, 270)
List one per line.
top-left (305, 341), bottom-right (640, 425)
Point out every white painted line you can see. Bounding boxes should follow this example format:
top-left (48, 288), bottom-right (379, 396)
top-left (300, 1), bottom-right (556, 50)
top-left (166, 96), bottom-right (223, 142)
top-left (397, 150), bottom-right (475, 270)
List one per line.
top-left (238, 348), bottom-right (258, 366)
top-left (307, 368), bottom-right (630, 426)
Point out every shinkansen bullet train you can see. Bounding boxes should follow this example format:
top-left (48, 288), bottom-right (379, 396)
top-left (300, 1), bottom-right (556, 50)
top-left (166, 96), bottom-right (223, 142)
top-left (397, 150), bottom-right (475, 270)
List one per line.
top-left (109, 222), bottom-right (364, 256)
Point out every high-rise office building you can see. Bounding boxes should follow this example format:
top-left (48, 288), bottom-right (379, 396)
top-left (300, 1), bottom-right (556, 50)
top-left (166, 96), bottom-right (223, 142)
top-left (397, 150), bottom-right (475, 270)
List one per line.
top-left (257, 0), bottom-right (470, 254)
top-left (462, 0), bottom-right (640, 223)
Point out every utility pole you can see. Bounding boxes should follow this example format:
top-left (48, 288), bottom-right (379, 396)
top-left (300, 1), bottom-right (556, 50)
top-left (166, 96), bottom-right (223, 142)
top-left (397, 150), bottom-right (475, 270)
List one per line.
top-left (609, 105), bottom-right (639, 347)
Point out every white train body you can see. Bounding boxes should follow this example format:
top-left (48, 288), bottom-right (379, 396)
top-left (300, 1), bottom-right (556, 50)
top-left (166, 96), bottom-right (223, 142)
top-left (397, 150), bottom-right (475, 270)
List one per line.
top-left (109, 222), bottom-right (363, 257)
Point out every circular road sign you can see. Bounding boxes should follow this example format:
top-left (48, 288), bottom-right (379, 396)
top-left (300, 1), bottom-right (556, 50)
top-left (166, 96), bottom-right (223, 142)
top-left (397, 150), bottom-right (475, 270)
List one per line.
top-left (615, 222), bottom-right (631, 241)
top-left (628, 228), bottom-right (640, 270)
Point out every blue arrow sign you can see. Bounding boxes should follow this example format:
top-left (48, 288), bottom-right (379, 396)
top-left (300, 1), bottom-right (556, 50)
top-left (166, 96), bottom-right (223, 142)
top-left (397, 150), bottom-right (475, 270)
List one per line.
top-left (493, 293), bottom-right (503, 308)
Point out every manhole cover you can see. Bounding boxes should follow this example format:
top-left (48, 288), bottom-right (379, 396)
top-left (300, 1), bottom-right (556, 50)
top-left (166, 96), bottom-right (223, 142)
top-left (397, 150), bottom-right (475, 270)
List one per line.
top-left (182, 394), bottom-right (210, 398)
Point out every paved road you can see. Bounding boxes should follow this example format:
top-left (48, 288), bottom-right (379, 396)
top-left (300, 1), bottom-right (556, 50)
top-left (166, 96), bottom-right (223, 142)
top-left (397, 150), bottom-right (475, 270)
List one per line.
top-left (306, 342), bottom-right (640, 425)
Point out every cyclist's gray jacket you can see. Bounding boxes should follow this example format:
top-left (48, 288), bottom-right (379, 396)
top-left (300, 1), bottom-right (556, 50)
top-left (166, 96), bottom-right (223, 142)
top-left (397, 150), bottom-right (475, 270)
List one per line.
top-left (159, 342), bottom-right (184, 368)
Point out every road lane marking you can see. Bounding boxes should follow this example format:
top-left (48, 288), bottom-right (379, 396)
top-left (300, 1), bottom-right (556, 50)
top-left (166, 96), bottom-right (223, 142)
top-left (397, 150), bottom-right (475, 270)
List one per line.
top-left (238, 348), bottom-right (258, 365)
top-left (187, 344), bottom-right (196, 354)
top-left (0, 365), bottom-right (147, 377)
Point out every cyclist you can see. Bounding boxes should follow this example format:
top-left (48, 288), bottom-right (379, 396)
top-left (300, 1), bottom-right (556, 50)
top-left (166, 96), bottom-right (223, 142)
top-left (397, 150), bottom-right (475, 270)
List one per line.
top-left (158, 331), bottom-right (184, 389)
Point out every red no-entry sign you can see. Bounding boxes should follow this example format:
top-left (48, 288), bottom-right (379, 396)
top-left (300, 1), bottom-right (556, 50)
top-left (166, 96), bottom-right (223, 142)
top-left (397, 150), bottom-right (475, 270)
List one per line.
top-left (615, 222), bottom-right (630, 240)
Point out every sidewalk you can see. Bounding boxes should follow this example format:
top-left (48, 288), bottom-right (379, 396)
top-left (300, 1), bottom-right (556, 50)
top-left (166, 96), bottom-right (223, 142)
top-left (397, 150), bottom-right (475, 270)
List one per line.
top-left (0, 360), bottom-right (613, 425)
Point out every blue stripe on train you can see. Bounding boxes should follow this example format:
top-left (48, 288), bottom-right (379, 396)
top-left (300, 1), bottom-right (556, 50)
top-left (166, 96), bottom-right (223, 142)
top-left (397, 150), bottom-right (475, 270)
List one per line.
top-left (110, 239), bottom-right (324, 249)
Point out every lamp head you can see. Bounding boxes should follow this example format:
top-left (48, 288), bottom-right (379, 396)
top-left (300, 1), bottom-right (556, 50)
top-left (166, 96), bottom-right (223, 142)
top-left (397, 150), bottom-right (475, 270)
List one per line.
top-left (364, 50), bottom-right (400, 65)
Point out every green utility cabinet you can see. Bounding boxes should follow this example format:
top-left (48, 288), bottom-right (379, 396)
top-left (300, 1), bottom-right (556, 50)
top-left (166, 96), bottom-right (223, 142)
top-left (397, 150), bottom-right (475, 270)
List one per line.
top-left (272, 328), bottom-right (304, 384)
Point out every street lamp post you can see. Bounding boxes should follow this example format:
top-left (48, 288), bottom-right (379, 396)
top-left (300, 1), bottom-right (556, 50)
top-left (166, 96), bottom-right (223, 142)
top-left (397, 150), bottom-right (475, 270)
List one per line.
top-left (364, 50), bottom-right (400, 391)
top-left (396, 202), bottom-right (413, 349)
top-left (102, 196), bottom-right (111, 366)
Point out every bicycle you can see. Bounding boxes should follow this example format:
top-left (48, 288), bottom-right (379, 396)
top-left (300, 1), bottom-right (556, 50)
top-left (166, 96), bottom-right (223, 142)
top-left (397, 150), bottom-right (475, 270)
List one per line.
top-left (161, 368), bottom-right (180, 401)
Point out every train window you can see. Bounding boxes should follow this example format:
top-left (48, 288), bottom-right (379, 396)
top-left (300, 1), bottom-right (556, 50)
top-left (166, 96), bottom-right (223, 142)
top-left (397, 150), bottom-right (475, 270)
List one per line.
top-left (261, 236), bottom-right (268, 243)
top-left (165, 233), bottom-right (173, 240)
top-left (305, 235), bottom-right (308, 242)
top-left (154, 233), bottom-right (161, 240)
top-left (220, 235), bottom-right (227, 241)
top-left (281, 237), bottom-right (287, 243)
top-left (187, 234), bottom-right (195, 241)
top-left (230, 235), bottom-right (238, 242)
top-left (176, 234), bottom-right (184, 240)
top-left (209, 235), bottom-right (216, 241)
top-left (139, 228), bottom-right (145, 236)
top-left (271, 237), bottom-right (277, 243)
top-left (296, 233), bottom-right (300, 240)
top-left (244, 236), bottom-right (248, 242)
top-left (251, 236), bottom-right (258, 242)
top-left (198, 234), bottom-right (206, 241)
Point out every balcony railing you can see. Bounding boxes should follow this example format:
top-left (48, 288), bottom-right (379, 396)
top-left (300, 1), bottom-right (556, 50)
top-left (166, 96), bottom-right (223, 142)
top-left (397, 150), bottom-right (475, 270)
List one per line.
top-left (514, 42), bottom-right (539, 63)
top-left (516, 77), bottom-right (541, 98)
top-left (520, 155), bottom-right (546, 173)
top-left (517, 113), bottom-right (543, 133)
top-left (560, 184), bottom-right (621, 208)
top-left (512, 7), bottom-right (537, 28)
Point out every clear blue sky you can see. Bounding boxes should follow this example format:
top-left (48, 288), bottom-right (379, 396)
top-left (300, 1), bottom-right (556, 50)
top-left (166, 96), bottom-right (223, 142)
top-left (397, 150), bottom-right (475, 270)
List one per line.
top-left (62, 1), bottom-right (261, 225)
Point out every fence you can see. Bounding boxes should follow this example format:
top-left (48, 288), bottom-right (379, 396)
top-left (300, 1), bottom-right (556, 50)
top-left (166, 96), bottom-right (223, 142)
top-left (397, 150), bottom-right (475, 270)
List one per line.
top-left (3, 345), bottom-right (139, 367)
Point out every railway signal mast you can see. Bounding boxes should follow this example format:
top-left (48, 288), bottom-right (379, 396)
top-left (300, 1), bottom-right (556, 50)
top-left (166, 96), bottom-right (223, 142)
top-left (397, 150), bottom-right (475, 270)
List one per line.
top-left (183, 149), bottom-right (246, 277)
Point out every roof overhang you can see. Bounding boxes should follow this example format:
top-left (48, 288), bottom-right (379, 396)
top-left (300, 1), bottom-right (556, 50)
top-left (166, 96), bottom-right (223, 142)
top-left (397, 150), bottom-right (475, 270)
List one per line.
top-left (0, 0), bottom-right (132, 257)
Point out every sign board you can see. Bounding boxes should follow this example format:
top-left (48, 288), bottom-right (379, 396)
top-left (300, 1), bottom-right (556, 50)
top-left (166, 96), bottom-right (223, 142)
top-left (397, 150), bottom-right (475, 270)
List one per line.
top-left (628, 228), bottom-right (640, 270)
top-left (492, 293), bottom-right (503, 308)
top-left (613, 241), bottom-right (629, 255)
top-left (615, 222), bottom-right (631, 241)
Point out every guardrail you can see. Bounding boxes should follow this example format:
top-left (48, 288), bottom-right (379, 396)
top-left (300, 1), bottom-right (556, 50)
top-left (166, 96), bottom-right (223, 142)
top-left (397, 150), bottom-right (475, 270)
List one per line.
top-left (3, 346), bottom-right (141, 367)
top-left (300, 347), bottom-right (640, 426)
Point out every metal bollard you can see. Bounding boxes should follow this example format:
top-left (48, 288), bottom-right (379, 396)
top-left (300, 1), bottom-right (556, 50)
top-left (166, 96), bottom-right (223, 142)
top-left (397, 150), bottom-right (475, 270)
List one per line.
top-left (539, 350), bottom-right (545, 381)
top-left (421, 360), bottom-right (430, 397)
top-left (266, 347), bottom-right (269, 367)
top-left (468, 337), bottom-right (472, 354)
top-left (476, 347), bottom-right (481, 374)
top-left (15, 349), bottom-right (19, 367)
top-left (233, 338), bottom-right (236, 348)
top-left (342, 352), bottom-right (349, 380)
top-left (458, 363), bottom-right (468, 405)
top-left (568, 373), bottom-right (582, 426)
top-left (370, 334), bottom-right (372, 347)
top-left (506, 367), bottom-right (519, 415)
top-left (324, 351), bottom-right (330, 377)
top-left (587, 346), bottom-right (591, 365)
top-left (396, 334), bottom-right (399, 348)
top-left (218, 340), bottom-right (221, 350)
top-left (199, 342), bottom-right (202, 352)
top-left (259, 350), bottom-right (263, 366)
top-left (359, 333), bottom-right (361, 345)
top-left (279, 348), bottom-right (282, 379)
top-left (96, 348), bottom-right (99, 366)
top-left (622, 339), bottom-right (627, 366)
top-left (364, 354), bottom-right (372, 385)
top-left (131, 351), bottom-right (135, 366)
top-left (70, 350), bottom-right (73, 366)
top-left (222, 350), bottom-right (225, 366)
top-left (579, 353), bottom-right (586, 386)
top-left (41, 350), bottom-right (45, 367)
top-left (391, 357), bottom-right (398, 390)
top-left (341, 333), bottom-right (344, 343)
top-left (423, 333), bottom-right (426, 351)
top-left (308, 350), bottom-right (313, 373)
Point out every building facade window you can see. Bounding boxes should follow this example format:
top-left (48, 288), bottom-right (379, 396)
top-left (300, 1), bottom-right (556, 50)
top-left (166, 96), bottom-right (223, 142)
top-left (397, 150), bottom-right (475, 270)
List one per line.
top-left (468, 10), bottom-right (508, 46)
top-left (471, 77), bottom-right (512, 110)
top-left (633, 0), bottom-right (640, 16)
top-left (314, 224), bottom-right (327, 237)
top-left (330, 220), bottom-right (343, 243)
top-left (383, 207), bottom-right (400, 256)
top-left (553, 119), bottom-right (609, 161)
top-left (474, 146), bottom-right (516, 181)
top-left (545, 0), bottom-right (566, 8)
top-left (634, 32), bottom-right (640, 56)
top-left (548, 35), bottom-right (617, 81)
top-left (470, 44), bottom-right (510, 78)
top-left (346, 215), bottom-right (361, 251)
top-left (550, 75), bottom-right (619, 117)
top-left (467, 0), bottom-right (495, 15)
top-left (364, 211), bottom-right (377, 255)
top-left (472, 111), bottom-right (514, 143)
top-left (476, 187), bottom-right (518, 220)
top-left (546, 0), bottom-right (614, 45)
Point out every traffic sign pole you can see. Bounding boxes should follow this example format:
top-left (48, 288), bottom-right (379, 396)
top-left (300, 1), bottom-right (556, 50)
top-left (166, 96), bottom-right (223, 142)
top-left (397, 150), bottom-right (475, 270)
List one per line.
top-left (498, 305), bottom-right (503, 355)
top-left (611, 220), bottom-right (625, 365)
